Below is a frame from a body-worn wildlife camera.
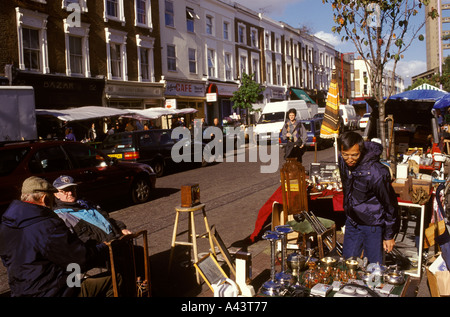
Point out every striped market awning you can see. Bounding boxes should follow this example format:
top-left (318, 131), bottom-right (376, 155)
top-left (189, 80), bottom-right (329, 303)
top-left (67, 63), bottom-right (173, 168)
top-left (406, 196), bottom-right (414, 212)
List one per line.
top-left (320, 79), bottom-right (340, 139)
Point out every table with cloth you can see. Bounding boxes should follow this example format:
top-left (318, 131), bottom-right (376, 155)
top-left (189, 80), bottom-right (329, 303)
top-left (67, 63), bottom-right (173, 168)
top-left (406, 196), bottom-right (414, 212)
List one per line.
top-left (250, 186), bottom-right (343, 242)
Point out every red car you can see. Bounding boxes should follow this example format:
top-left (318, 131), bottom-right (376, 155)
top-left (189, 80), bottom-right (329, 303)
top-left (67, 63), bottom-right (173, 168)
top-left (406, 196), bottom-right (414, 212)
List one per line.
top-left (0, 140), bottom-right (156, 213)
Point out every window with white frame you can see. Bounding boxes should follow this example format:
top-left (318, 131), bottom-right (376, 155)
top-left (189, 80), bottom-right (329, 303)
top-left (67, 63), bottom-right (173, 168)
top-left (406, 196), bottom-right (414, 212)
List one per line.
top-left (238, 24), bottom-right (245, 44)
top-left (165, 0), bottom-right (174, 27)
top-left (286, 40), bottom-right (290, 55)
top-left (252, 58), bottom-right (259, 83)
top-left (188, 48), bottom-right (196, 74)
top-left (64, 19), bottom-right (90, 77)
top-left (207, 48), bottom-right (215, 77)
top-left (302, 69), bottom-right (306, 87)
top-left (69, 36), bottom-right (83, 74)
top-left (139, 47), bottom-right (150, 80)
top-left (167, 44), bottom-right (176, 71)
top-left (206, 15), bottom-right (213, 35)
top-left (276, 64), bottom-right (281, 85)
top-left (223, 21), bottom-right (229, 40)
top-left (225, 52), bottom-right (232, 80)
top-left (135, 0), bottom-right (152, 28)
top-left (110, 44), bottom-right (122, 78)
top-left (287, 64), bottom-right (291, 86)
top-left (186, 7), bottom-right (195, 33)
top-left (136, 34), bottom-right (155, 82)
top-left (240, 55), bottom-right (247, 76)
top-left (104, 0), bottom-right (125, 24)
top-left (275, 37), bottom-right (280, 53)
top-left (265, 32), bottom-right (270, 50)
top-left (15, 8), bottom-right (49, 73)
top-left (295, 66), bottom-right (299, 86)
top-left (62, 0), bottom-right (88, 12)
top-left (266, 62), bottom-right (272, 84)
top-left (251, 28), bottom-right (258, 48)
top-left (105, 28), bottom-right (127, 80)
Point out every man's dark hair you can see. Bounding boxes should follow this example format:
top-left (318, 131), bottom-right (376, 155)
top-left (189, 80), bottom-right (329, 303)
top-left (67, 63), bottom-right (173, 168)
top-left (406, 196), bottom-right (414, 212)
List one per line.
top-left (338, 131), bottom-right (365, 152)
top-left (288, 108), bottom-right (297, 116)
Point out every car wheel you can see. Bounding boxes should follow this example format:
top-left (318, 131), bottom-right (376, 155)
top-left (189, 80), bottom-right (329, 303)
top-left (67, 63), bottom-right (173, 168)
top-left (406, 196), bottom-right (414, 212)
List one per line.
top-left (152, 159), bottom-right (164, 177)
top-left (131, 177), bottom-right (151, 204)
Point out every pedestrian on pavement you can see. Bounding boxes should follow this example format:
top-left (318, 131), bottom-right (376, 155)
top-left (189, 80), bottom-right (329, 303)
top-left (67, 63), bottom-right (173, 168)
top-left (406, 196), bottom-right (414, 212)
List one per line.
top-left (337, 131), bottom-right (399, 264)
top-left (52, 175), bottom-right (131, 244)
top-left (87, 122), bottom-right (97, 141)
top-left (281, 108), bottom-right (307, 162)
top-left (0, 176), bottom-right (116, 297)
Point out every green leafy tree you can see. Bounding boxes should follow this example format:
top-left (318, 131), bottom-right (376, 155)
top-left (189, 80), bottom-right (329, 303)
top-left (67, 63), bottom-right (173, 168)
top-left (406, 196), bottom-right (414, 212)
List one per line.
top-left (231, 73), bottom-right (265, 125)
top-left (323, 0), bottom-right (438, 160)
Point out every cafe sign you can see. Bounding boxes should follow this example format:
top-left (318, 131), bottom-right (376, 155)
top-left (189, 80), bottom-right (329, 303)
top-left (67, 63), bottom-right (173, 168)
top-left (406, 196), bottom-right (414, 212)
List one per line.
top-left (165, 81), bottom-right (205, 97)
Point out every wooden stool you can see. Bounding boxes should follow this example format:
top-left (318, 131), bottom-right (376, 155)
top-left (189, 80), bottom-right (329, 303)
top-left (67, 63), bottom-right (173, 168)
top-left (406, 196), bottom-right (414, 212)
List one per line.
top-left (168, 203), bottom-right (215, 283)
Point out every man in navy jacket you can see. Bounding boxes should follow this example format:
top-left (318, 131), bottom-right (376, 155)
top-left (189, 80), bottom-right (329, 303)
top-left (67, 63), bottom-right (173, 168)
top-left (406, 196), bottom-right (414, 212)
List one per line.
top-left (0, 176), bottom-right (112, 297)
top-left (338, 132), bottom-right (399, 264)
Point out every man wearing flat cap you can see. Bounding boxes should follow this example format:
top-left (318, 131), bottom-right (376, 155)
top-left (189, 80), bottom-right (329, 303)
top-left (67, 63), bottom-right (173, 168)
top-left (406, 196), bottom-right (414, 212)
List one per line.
top-left (0, 176), bottom-right (116, 297)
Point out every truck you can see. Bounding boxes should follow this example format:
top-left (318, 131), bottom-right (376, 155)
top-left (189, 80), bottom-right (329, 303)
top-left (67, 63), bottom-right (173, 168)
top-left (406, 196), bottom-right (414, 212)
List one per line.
top-left (0, 86), bottom-right (37, 141)
top-left (253, 100), bottom-right (318, 143)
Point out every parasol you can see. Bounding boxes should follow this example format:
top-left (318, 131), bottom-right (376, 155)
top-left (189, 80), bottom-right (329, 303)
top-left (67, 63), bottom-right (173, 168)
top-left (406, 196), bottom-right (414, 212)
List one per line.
top-left (320, 76), bottom-right (340, 162)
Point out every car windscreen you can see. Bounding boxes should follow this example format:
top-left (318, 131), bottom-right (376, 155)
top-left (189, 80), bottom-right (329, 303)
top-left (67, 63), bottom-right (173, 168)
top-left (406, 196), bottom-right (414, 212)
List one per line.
top-left (0, 147), bottom-right (30, 176)
top-left (301, 121), bottom-right (313, 132)
top-left (257, 112), bottom-right (285, 124)
top-left (102, 133), bottom-right (133, 149)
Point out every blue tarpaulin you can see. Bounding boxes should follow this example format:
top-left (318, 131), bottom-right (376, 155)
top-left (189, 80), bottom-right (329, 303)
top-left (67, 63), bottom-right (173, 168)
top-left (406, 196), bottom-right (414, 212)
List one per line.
top-left (389, 89), bottom-right (446, 102)
top-left (433, 93), bottom-right (450, 110)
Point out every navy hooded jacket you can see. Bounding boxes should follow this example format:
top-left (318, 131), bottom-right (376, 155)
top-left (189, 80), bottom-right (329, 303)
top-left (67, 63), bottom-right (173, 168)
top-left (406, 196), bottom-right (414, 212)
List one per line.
top-left (338, 141), bottom-right (400, 240)
top-left (0, 200), bottom-right (106, 297)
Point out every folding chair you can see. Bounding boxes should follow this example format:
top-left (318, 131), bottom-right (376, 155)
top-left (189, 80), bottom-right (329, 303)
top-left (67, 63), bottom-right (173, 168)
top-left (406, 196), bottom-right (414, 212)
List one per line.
top-left (106, 230), bottom-right (151, 297)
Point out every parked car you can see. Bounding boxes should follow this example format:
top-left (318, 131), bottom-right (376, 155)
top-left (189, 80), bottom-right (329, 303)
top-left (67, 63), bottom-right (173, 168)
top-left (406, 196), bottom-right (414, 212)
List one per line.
top-left (0, 140), bottom-right (156, 214)
top-left (101, 129), bottom-right (208, 177)
top-left (359, 113), bottom-right (371, 130)
top-left (278, 117), bottom-right (333, 150)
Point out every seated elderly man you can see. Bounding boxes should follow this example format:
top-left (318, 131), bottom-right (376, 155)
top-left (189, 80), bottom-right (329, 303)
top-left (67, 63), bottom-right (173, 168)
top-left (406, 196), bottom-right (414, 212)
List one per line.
top-left (0, 176), bottom-right (116, 297)
top-left (52, 175), bottom-right (132, 244)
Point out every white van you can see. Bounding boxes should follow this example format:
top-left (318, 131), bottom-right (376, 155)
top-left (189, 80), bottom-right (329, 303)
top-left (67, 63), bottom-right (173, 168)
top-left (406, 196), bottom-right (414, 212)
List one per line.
top-left (339, 104), bottom-right (358, 130)
top-left (253, 100), bottom-right (318, 143)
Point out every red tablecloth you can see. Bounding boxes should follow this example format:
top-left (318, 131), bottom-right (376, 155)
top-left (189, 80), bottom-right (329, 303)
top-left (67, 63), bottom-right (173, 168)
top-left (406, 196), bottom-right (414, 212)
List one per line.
top-left (249, 187), bottom-right (344, 242)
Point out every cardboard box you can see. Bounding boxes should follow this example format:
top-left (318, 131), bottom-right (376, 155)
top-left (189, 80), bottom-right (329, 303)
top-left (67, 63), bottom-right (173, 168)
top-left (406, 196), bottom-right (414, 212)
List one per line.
top-left (412, 178), bottom-right (431, 194)
top-left (426, 255), bottom-right (450, 297)
top-left (392, 178), bottom-right (411, 201)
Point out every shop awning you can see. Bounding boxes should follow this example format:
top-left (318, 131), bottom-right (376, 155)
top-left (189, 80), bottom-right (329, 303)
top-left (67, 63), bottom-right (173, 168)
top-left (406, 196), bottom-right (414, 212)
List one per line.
top-left (290, 88), bottom-right (316, 104)
top-left (36, 106), bottom-right (198, 122)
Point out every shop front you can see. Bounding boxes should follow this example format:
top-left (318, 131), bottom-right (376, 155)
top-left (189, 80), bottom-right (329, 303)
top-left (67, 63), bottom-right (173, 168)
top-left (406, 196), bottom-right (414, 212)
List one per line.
top-left (264, 85), bottom-right (286, 103)
top-left (105, 80), bottom-right (164, 109)
top-left (205, 82), bottom-right (239, 125)
top-left (164, 79), bottom-right (206, 128)
top-left (12, 71), bottom-right (105, 109)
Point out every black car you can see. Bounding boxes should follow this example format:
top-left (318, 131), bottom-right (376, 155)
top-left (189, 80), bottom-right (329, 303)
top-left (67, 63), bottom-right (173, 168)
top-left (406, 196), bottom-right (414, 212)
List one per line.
top-left (0, 140), bottom-right (156, 213)
top-left (101, 129), bottom-right (208, 177)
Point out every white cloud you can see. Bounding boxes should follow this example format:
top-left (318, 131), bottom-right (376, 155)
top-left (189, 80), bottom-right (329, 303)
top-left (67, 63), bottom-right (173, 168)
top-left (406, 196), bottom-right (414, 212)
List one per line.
top-left (314, 31), bottom-right (342, 47)
top-left (233, 0), bottom-right (301, 16)
top-left (387, 59), bottom-right (427, 86)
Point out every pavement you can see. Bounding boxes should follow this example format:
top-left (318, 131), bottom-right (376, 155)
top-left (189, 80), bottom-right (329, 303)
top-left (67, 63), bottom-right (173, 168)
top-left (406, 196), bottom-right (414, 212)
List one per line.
top-left (153, 198), bottom-right (435, 298)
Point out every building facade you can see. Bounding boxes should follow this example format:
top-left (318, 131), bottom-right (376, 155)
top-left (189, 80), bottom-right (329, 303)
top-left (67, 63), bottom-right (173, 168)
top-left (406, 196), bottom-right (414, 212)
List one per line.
top-left (1, 0), bottom-right (164, 113)
top-left (3, 0), bottom-right (401, 131)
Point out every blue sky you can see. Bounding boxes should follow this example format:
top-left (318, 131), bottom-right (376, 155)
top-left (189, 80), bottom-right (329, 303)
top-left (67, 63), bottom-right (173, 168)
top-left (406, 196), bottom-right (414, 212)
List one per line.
top-left (235, 0), bottom-right (431, 86)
